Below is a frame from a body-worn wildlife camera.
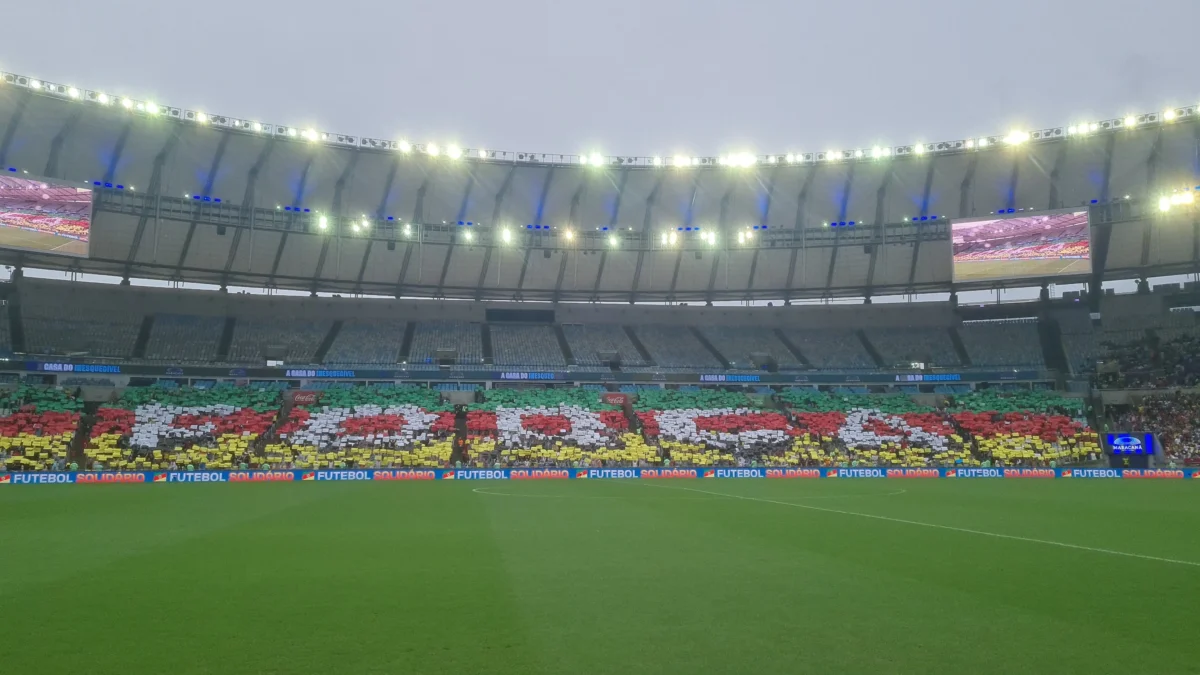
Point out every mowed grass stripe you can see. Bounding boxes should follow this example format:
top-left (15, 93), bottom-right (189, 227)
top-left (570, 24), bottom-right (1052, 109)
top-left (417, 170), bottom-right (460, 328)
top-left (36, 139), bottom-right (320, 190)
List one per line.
top-left (2, 480), bottom-right (1198, 674)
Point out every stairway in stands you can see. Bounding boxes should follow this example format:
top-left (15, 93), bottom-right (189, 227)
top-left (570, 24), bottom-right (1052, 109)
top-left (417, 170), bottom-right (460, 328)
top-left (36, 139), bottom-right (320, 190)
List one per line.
top-left (397, 323), bottom-right (416, 365)
top-left (948, 327), bottom-right (972, 367)
top-left (216, 317), bottom-right (237, 361)
top-left (772, 329), bottom-right (812, 368)
top-left (314, 320), bottom-right (343, 363)
top-left (480, 323), bottom-right (494, 365)
top-left (553, 324), bottom-right (575, 366)
top-left (623, 326), bottom-right (656, 366)
top-left (132, 315), bottom-right (155, 359)
top-left (690, 327), bottom-right (730, 369)
top-left (857, 330), bottom-right (887, 368)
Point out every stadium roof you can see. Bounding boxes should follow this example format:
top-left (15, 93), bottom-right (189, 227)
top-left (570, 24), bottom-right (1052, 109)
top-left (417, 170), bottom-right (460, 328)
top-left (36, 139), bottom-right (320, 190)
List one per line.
top-left (0, 71), bottom-right (1197, 302)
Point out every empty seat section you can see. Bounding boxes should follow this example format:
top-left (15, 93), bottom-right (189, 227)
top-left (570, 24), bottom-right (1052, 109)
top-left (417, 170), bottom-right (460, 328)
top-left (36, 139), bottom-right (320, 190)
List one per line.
top-left (562, 324), bottom-right (646, 367)
top-left (490, 324), bottom-right (565, 367)
top-left (144, 314), bottom-right (224, 363)
top-left (324, 319), bottom-right (407, 366)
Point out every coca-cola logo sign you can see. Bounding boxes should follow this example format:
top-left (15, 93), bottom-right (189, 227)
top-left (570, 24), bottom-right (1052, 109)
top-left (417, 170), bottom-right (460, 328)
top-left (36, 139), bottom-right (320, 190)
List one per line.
top-left (292, 391), bottom-right (322, 405)
top-left (601, 393), bottom-right (628, 406)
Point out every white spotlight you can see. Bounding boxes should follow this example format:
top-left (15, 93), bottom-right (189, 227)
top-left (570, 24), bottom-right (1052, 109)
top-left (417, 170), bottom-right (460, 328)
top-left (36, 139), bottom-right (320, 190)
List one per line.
top-left (501, 228), bottom-right (512, 243)
top-left (674, 155), bottom-right (690, 168)
top-left (478, 149), bottom-right (488, 159)
top-left (28, 80), bottom-right (41, 89)
top-left (1067, 125), bottom-right (1079, 135)
top-left (318, 215), bottom-right (328, 230)
top-left (360, 218), bottom-right (370, 230)
top-left (1123, 116), bottom-right (1136, 128)
top-left (1088, 122), bottom-right (1099, 132)
top-left (589, 153), bottom-right (604, 167)
top-left (196, 112), bottom-right (208, 124)
top-left (121, 98), bottom-right (133, 109)
top-left (652, 156), bottom-right (662, 166)
top-left (97, 93), bottom-right (110, 105)
top-left (463, 230), bottom-right (474, 242)
top-left (786, 153), bottom-right (796, 164)
top-left (977, 138), bottom-right (987, 148)
top-left (853, 149), bottom-right (864, 159)
top-left (563, 229), bottom-right (574, 241)
top-left (146, 102), bottom-right (160, 115)
top-left (1159, 196), bottom-right (1172, 212)
top-left (1164, 109), bottom-right (1177, 122)
top-left (913, 144), bottom-right (925, 155)
top-left (669, 231), bottom-right (678, 245)
top-left (398, 140), bottom-right (412, 153)
top-left (426, 143), bottom-right (441, 157)
top-left (1004, 130), bottom-right (1030, 145)
top-left (67, 87), bottom-right (79, 99)
top-left (447, 144), bottom-right (463, 160)
top-left (661, 233), bottom-right (669, 245)
top-left (609, 235), bottom-right (618, 247)
top-left (965, 139), bottom-right (975, 149)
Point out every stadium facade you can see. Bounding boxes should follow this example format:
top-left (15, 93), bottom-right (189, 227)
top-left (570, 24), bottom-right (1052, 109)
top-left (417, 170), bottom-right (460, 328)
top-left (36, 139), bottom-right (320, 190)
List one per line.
top-left (0, 72), bottom-right (1196, 303)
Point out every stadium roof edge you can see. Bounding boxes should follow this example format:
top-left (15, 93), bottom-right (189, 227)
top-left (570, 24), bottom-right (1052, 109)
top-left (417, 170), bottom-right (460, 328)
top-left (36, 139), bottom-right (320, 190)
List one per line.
top-left (2, 70), bottom-right (1196, 170)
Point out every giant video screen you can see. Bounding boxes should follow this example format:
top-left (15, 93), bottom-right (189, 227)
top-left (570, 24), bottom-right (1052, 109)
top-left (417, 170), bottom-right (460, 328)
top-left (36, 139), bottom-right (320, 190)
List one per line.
top-left (951, 210), bottom-right (1090, 283)
top-left (0, 175), bottom-right (92, 257)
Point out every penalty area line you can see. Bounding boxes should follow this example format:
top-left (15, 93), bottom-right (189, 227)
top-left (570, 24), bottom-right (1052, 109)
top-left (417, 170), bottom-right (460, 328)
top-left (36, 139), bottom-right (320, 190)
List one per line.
top-left (637, 482), bottom-right (1200, 569)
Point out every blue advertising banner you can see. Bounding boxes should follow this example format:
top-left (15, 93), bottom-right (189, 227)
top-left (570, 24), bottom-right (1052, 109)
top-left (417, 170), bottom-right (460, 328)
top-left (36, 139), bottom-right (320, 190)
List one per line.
top-left (0, 467), bottom-right (1195, 485)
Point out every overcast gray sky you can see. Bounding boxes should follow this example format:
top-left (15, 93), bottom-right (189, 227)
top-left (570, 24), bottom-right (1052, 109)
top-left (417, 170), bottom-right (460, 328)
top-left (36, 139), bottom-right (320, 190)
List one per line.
top-left (3, 0), bottom-right (1195, 157)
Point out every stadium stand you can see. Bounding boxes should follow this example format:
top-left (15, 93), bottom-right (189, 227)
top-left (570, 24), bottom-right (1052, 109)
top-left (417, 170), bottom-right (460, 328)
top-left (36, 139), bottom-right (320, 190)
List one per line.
top-left (0, 386), bottom-right (82, 471)
top-left (562, 324), bottom-right (647, 367)
top-left (324, 319), bottom-right (407, 366)
top-left (1113, 392), bottom-right (1200, 465)
top-left (408, 321), bottom-right (484, 366)
top-left (226, 318), bottom-right (331, 364)
top-left (865, 327), bottom-right (961, 367)
top-left (783, 329), bottom-right (873, 370)
top-left (143, 314), bottom-right (223, 363)
top-left (490, 324), bottom-right (566, 367)
top-left (21, 301), bottom-right (140, 358)
top-left (958, 320), bottom-right (1045, 367)
top-left (634, 325), bottom-right (722, 370)
top-left (700, 326), bottom-right (801, 370)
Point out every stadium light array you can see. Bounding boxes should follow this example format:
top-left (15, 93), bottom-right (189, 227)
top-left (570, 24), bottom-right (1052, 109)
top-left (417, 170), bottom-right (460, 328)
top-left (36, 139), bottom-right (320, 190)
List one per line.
top-left (9, 67), bottom-right (1200, 176)
top-left (447, 145), bottom-right (463, 160)
top-left (360, 217), bottom-right (370, 231)
top-left (609, 235), bottom-right (618, 247)
top-left (1004, 130), bottom-right (1031, 145)
top-left (501, 228), bottom-right (512, 244)
top-left (317, 215), bottom-right (328, 230)
top-left (463, 230), bottom-right (474, 242)
top-left (403, 224), bottom-right (412, 236)
top-left (563, 229), bottom-right (574, 241)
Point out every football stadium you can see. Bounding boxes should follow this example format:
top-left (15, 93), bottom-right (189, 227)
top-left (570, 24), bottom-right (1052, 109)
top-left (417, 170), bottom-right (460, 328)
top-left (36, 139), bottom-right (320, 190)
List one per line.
top-left (1, 67), bottom-right (1199, 675)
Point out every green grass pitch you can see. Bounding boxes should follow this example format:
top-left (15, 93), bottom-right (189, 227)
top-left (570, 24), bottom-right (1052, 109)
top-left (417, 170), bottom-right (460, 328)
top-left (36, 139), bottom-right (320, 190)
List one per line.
top-left (2, 479), bottom-right (1198, 674)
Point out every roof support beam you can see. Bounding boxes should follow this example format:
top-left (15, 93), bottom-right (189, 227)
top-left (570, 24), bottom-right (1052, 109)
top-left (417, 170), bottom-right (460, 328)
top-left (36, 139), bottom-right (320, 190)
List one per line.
top-left (907, 160), bottom-right (940, 290)
top-left (312, 152), bottom-right (361, 291)
top-left (267, 156), bottom-right (315, 286)
top-left (0, 91), bottom-right (31, 167)
top-left (825, 163), bottom-right (856, 292)
top-left (865, 165), bottom-right (897, 292)
top-left (43, 109), bottom-right (82, 179)
top-left (475, 166), bottom-right (517, 300)
top-left (436, 172), bottom-right (475, 297)
top-left (589, 250), bottom-right (608, 301)
top-left (785, 166), bottom-right (818, 301)
top-left (1047, 142), bottom-right (1069, 211)
top-left (222, 139), bottom-right (276, 286)
top-left (629, 172), bottom-right (666, 303)
top-left (1140, 129), bottom-right (1164, 268)
top-left (128, 126), bottom-right (186, 271)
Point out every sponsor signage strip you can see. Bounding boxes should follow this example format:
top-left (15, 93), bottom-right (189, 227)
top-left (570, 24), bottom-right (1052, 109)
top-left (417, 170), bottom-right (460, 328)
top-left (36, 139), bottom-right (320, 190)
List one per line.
top-left (1, 468), bottom-right (1196, 485)
top-left (17, 361), bottom-right (1051, 384)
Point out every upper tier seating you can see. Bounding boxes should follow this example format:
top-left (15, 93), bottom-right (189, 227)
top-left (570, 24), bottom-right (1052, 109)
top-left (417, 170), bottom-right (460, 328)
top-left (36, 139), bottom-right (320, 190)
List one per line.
top-left (324, 319), bottom-right (407, 366)
top-left (22, 301), bottom-right (140, 359)
top-left (562, 324), bottom-right (647, 367)
top-left (865, 327), bottom-right (961, 367)
top-left (958, 321), bottom-right (1045, 367)
top-left (409, 321), bottom-right (483, 366)
top-left (226, 318), bottom-right (331, 364)
top-left (783, 329), bottom-right (873, 370)
top-left (634, 325), bottom-right (721, 369)
top-left (144, 314), bottom-right (223, 363)
top-left (700, 326), bottom-right (801, 370)
top-left (490, 324), bottom-right (566, 367)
